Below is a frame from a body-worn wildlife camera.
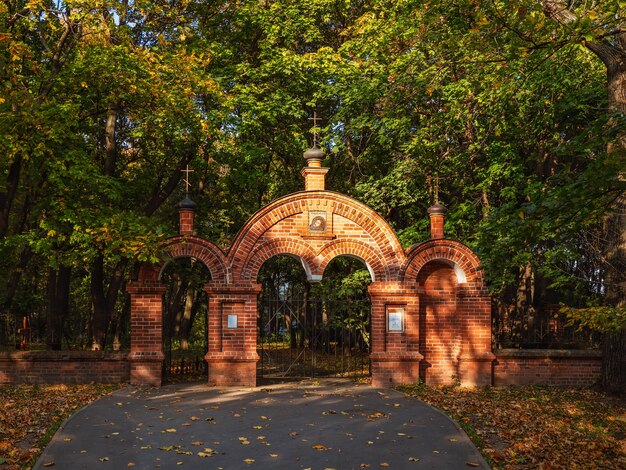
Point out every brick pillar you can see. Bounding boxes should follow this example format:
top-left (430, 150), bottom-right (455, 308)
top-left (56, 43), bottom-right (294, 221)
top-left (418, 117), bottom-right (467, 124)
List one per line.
top-left (178, 197), bottom-right (197, 236)
top-left (301, 146), bottom-right (329, 191)
top-left (203, 283), bottom-right (261, 386)
top-left (127, 281), bottom-right (166, 386)
top-left (427, 203), bottom-right (446, 239)
top-left (456, 287), bottom-right (495, 386)
top-left (368, 281), bottom-right (422, 387)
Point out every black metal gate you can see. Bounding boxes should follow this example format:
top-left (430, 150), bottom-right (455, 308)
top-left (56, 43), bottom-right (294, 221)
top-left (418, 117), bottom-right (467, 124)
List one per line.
top-left (257, 297), bottom-right (371, 380)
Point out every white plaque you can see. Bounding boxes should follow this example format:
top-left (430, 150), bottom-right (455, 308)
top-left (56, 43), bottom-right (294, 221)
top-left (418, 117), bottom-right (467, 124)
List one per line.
top-left (227, 314), bottom-right (238, 329)
top-left (387, 307), bottom-right (404, 332)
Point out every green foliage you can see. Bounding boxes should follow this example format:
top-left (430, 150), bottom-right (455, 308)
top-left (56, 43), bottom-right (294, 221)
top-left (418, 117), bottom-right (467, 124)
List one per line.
top-left (0, 0), bottom-right (624, 348)
top-left (562, 306), bottom-right (626, 334)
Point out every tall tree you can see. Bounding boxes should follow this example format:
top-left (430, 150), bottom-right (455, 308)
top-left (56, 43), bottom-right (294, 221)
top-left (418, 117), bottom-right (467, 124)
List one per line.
top-left (536, 0), bottom-right (625, 392)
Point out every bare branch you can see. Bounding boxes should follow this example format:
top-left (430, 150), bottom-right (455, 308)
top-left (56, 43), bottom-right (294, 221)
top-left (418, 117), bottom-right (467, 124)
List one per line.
top-left (7, 8), bottom-right (30, 28)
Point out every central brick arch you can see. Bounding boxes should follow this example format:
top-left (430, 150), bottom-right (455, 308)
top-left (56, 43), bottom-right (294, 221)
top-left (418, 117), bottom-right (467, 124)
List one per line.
top-left (228, 191), bottom-right (405, 284)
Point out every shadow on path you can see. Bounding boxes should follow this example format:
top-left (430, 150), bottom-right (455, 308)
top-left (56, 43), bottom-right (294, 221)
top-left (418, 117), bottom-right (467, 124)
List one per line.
top-left (35, 379), bottom-right (489, 469)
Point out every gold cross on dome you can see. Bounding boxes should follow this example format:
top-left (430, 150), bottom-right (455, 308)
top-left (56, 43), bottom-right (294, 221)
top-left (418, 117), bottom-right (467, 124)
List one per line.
top-left (181, 165), bottom-right (194, 193)
top-left (308, 112), bottom-right (321, 147)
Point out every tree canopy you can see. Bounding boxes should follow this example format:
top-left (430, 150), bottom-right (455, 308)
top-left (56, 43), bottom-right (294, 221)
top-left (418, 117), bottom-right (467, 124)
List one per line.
top-left (1, 1), bottom-right (624, 361)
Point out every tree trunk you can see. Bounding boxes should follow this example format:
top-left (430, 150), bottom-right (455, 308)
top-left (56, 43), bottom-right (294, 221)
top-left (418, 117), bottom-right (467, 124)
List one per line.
top-left (0, 156), bottom-right (22, 239)
top-left (104, 106), bottom-right (117, 177)
top-left (46, 265), bottom-right (71, 350)
top-left (602, 330), bottom-right (626, 394)
top-left (90, 255), bottom-right (109, 350)
top-left (111, 287), bottom-right (130, 351)
top-left (602, 178), bottom-right (625, 394)
top-left (2, 248), bottom-right (33, 313)
top-left (600, 51), bottom-right (626, 395)
top-left (179, 289), bottom-right (194, 350)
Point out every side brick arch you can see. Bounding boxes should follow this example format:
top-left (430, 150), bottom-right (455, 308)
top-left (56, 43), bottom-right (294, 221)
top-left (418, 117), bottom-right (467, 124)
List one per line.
top-left (402, 238), bottom-right (493, 386)
top-left (159, 236), bottom-right (228, 284)
top-left (402, 239), bottom-right (485, 290)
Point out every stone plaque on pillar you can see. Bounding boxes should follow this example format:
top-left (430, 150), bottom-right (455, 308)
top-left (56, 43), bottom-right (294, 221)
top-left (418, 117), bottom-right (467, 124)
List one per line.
top-left (386, 306), bottom-right (405, 332)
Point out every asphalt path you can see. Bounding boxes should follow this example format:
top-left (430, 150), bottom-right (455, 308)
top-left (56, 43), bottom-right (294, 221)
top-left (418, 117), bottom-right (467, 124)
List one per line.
top-left (34, 379), bottom-right (489, 469)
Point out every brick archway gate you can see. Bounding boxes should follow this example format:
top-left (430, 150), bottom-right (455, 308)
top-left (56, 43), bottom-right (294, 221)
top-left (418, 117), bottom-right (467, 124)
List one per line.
top-left (128, 148), bottom-right (494, 387)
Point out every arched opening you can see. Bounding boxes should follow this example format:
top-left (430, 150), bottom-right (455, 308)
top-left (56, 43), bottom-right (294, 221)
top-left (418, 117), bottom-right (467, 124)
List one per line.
top-left (313, 255), bottom-right (373, 378)
top-left (256, 254), bottom-right (372, 382)
top-left (160, 257), bottom-right (212, 383)
top-left (256, 255), bottom-right (309, 380)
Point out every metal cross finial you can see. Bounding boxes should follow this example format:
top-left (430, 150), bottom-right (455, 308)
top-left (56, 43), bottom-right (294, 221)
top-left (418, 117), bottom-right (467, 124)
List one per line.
top-left (181, 165), bottom-right (194, 194)
top-left (308, 112), bottom-right (321, 147)
top-left (434, 174), bottom-right (439, 205)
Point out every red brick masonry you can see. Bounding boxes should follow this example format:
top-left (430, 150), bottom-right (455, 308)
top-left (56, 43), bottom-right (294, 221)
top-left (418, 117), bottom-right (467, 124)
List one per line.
top-left (0, 349), bottom-right (602, 387)
top-left (0, 351), bottom-right (129, 384)
top-left (493, 349), bottom-right (602, 387)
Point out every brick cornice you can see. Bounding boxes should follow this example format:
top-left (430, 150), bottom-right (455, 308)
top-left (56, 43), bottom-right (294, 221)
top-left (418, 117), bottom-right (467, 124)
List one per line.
top-left (370, 352), bottom-right (424, 361)
top-left (128, 351), bottom-right (165, 362)
top-left (204, 352), bottom-right (260, 362)
top-left (126, 283), bottom-right (166, 295)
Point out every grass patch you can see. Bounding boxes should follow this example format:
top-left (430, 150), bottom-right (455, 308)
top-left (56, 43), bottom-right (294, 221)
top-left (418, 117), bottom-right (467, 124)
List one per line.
top-left (398, 383), bottom-right (626, 469)
top-left (0, 383), bottom-right (121, 469)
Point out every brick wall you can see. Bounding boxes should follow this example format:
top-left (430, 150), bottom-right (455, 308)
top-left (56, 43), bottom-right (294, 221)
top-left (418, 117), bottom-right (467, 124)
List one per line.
top-left (0, 351), bottom-right (129, 384)
top-left (494, 349), bottom-right (602, 387)
top-left (0, 348), bottom-right (602, 387)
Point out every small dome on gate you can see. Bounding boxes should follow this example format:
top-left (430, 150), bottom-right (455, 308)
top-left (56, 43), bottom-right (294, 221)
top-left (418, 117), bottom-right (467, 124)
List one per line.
top-left (177, 197), bottom-right (197, 210)
top-left (303, 145), bottom-right (325, 165)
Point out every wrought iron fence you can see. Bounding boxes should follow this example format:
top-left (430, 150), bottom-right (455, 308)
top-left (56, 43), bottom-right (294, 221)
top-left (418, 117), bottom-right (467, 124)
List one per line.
top-left (163, 348), bottom-right (207, 383)
top-left (257, 297), bottom-right (371, 380)
top-left (492, 305), bottom-right (601, 349)
top-left (0, 311), bottom-right (48, 351)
